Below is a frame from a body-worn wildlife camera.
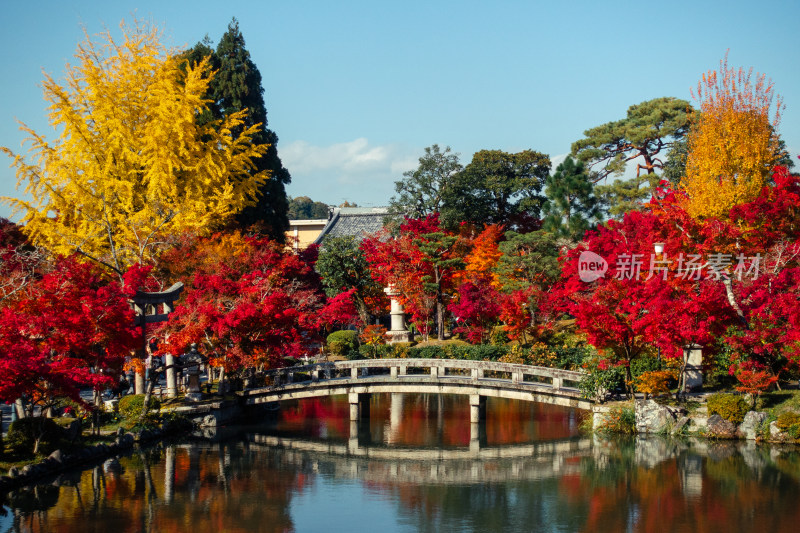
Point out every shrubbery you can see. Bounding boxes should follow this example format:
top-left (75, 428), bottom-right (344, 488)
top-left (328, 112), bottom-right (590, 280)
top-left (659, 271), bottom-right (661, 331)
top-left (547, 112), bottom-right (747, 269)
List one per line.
top-left (119, 394), bottom-right (161, 421)
top-left (707, 393), bottom-right (749, 424)
top-left (596, 405), bottom-right (636, 434)
top-left (327, 330), bottom-right (359, 357)
top-left (776, 412), bottom-right (800, 439)
top-left (6, 417), bottom-right (68, 456)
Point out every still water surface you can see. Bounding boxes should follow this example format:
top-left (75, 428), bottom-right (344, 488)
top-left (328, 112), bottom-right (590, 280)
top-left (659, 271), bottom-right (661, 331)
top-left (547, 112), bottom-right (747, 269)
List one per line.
top-left (3, 393), bottom-right (800, 532)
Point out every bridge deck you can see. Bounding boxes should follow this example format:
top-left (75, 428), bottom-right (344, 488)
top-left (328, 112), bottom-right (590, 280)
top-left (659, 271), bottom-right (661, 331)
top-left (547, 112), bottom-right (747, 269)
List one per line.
top-left (238, 359), bottom-right (592, 410)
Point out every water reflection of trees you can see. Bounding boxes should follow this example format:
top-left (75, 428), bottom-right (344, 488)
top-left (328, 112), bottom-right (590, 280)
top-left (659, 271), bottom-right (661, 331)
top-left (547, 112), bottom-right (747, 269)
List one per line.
top-left (5, 443), bottom-right (301, 533)
top-left (5, 412), bottom-right (800, 532)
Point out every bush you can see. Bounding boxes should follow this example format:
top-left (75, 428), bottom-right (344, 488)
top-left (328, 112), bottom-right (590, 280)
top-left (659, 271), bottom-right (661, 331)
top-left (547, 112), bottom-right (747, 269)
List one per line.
top-left (118, 394), bottom-right (161, 421)
top-left (445, 344), bottom-right (507, 361)
top-left (707, 393), bottom-right (749, 424)
top-left (776, 412), bottom-right (800, 438)
top-left (6, 417), bottom-right (67, 456)
top-left (327, 330), bottom-right (359, 356)
top-left (160, 412), bottom-right (194, 434)
top-left (634, 370), bottom-right (676, 398)
top-left (579, 358), bottom-right (626, 401)
top-left (596, 405), bottom-right (636, 434)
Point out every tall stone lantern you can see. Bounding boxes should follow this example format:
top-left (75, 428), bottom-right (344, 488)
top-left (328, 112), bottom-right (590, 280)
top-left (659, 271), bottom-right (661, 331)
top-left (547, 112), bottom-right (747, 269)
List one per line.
top-left (384, 285), bottom-right (411, 343)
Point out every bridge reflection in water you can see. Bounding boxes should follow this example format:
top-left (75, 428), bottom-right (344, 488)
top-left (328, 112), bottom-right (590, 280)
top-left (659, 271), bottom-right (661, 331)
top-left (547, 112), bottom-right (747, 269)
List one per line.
top-left (239, 358), bottom-right (592, 426)
top-left (248, 433), bottom-right (593, 485)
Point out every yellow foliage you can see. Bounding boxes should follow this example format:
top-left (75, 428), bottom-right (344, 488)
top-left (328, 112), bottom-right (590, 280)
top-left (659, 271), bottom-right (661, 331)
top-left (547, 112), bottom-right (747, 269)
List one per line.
top-left (680, 53), bottom-right (784, 219)
top-left (1, 20), bottom-right (269, 274)
top-left (634, 370), bottom-right (676, 398)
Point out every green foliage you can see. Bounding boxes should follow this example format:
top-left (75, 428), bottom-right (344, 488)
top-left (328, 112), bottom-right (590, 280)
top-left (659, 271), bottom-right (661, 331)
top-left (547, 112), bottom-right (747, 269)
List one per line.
top-left (707, 393), bottom-right (749, 424)
top-left (494, 230), bottom-right (562, 292)
top-left (572, 97), bottom-right (691, 216)
top-left (316, 236), bottom-right (381, 325)
top-left (662, 136), bottom-right (689, 186)
top-left (288, 196), bottom-right (330, 220)
top-left (327, 330), bottom-right (360, 356)
top-left (549, 345), bottom-right (597, 371)
top-left (631, 355), bottom-right (663, 376)
top-left (411, 345), bottom-right (448, 359)
top-left (6, 417), bottom-right (67, 456)
top-left (572, 97), bottom-right (691, 180)
top-left (579, 359), bottom-right (626, 401)
top-left (595, 173), bottom-right (663, 218)
top-left (389, 144), bottom-right (463, 220)
top-left (542, 156), bottom-right (601, 240)
top-left (442, 149), bottom-right (551, 229)
top-left (118, 394), bottom-right (161, 422)
top-left (596, 405), bottom-right (636, 434)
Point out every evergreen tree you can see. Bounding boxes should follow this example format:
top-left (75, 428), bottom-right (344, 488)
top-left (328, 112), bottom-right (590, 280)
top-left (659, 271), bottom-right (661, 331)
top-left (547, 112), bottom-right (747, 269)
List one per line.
top-left (288, 196), bottom-right (330, 220)
top-left (187, 19), bottom-right (291, 241)
top-left (541, 157), bottom-right (600, 241)
top-left (572, 97), bottom-right (691, 216)
top-left (389, 145), bottom-right (463, 220)
top-left (443, 149), bottom-right (551, 230)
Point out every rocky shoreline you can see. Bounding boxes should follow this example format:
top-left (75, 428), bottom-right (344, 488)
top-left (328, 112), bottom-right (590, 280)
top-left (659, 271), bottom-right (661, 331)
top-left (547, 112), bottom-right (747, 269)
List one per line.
top-left (0, 425), bottom-right (185, 494)
top-left (593, 398), bottom-right (799, 443)
top-left (0, 399), bottom-right (244, 494)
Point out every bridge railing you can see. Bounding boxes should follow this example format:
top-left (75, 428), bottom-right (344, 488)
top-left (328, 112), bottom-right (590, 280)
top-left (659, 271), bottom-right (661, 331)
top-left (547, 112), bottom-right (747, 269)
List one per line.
top-left (263, 358), bottom-right (584, 393)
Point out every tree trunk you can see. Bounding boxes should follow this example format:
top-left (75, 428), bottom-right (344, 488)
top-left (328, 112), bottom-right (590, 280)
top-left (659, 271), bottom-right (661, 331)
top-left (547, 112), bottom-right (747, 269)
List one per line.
top-left (722, 277), bottom-right (748, 326)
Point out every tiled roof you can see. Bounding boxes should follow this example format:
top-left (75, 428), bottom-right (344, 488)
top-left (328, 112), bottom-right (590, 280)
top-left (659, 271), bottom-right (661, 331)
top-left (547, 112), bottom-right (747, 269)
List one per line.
top-left (313, 207), bottom-right (391, 246)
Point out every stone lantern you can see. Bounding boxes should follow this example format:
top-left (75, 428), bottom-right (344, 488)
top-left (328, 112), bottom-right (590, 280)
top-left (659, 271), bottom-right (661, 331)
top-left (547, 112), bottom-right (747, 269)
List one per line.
top-left (384, 285), bottom-right (411, 343)
top-left (182, 343), bottom-right (204, 402)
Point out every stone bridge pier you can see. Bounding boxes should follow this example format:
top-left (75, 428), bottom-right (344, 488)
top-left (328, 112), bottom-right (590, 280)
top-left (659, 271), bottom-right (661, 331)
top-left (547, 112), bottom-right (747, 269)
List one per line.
top-left (349, 392), bottom-right (371, 421)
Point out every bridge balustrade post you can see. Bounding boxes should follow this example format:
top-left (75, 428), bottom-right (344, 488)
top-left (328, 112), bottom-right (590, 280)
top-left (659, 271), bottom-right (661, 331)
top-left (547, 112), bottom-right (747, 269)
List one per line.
top-left (512, 371), bottom-right (522, 384)
top-left (391, 366), bottom-right (398, 378)
top-left (471, 368), bottom-right (483, 380)
top-left (399, 365), bottom-right (407, 376)
top-left (351, 367), bottom-right (358, 379)
top-left (312, 369), bottom-right (319, 382)
top-left (430, 366), bottom-right (439, 378)
top-left (552, 377), bottom-right (562, 390)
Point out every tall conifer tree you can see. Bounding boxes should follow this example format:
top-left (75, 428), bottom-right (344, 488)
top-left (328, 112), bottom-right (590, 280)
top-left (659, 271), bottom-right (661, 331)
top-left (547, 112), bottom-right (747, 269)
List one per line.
top-left (188, 19), bottom-right (291, 241)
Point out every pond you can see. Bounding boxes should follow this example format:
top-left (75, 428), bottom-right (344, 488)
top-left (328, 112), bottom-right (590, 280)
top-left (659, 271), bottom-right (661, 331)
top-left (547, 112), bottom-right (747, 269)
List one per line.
top-left (3, 394), bottom-right (800, 532)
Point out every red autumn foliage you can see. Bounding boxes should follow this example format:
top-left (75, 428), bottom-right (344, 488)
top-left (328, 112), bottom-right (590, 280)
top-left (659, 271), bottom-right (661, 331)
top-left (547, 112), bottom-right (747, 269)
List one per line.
top-left (0, 256), bottom-right (138, 407)
top-left (448, 280), bottom-right (502, 344)
top-left (156, 236), bottom-right (356, 374)
top-left (362, 214), bottom-right (465, 339)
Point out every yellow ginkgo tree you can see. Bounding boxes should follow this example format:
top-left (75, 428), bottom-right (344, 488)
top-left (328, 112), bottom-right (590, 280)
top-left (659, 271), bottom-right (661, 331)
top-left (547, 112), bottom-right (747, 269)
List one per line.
top-left (1, 20), bottom-right (270, 277)
top-left (680, 53), bottom-right (785, 220)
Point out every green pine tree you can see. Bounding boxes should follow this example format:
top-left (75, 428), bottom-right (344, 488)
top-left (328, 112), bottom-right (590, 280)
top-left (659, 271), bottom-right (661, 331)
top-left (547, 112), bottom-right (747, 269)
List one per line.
top-left (541, 157), bottom-right (600, 241)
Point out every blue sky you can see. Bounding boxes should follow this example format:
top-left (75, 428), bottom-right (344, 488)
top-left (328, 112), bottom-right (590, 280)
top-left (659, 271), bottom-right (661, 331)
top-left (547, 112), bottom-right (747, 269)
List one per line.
top-left (2, 0), bottom-right (799, 218)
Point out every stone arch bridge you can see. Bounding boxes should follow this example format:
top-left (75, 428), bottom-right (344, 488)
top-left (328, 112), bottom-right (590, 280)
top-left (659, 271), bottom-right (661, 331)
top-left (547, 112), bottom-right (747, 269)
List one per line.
top-left (237, 359), bottom-right (592, 424)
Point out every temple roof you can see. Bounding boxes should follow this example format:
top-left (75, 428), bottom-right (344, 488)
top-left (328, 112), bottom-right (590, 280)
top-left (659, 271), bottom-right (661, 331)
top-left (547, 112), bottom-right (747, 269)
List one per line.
top-left (313, 206), bottom-right (391, 246)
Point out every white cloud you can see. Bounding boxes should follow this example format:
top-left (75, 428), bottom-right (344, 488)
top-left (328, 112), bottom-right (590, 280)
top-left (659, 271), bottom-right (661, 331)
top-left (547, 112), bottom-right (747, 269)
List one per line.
top-left (280, 138), bottom-right (419, 206)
